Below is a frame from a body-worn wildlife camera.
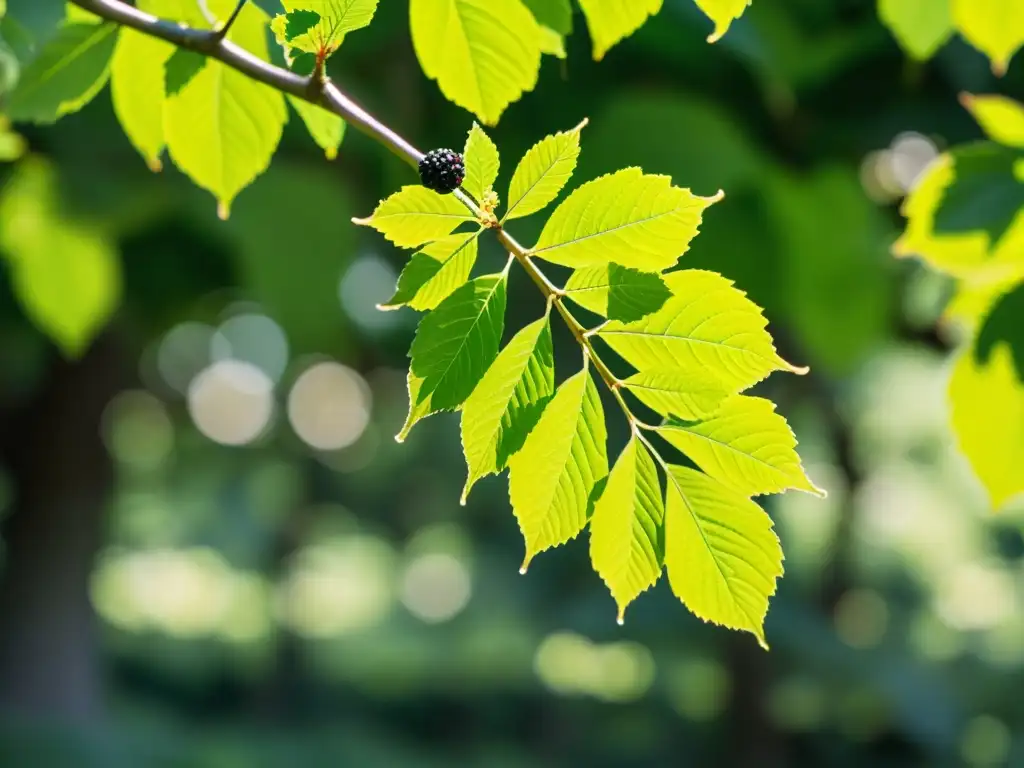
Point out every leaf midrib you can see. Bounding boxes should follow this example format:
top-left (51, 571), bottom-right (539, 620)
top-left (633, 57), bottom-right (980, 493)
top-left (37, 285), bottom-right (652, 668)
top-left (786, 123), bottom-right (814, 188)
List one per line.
top-left (14, 24), bottom-right (116, 106)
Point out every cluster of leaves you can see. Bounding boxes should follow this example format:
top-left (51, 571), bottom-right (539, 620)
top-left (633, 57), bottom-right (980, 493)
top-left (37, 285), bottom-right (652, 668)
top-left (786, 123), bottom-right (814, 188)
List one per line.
top-left (878, 0), bottom-right (1023, 74)
top-left (357, 121), bottom-right (823, 644)
top-left (895, 94), bottom-right (1024, 509)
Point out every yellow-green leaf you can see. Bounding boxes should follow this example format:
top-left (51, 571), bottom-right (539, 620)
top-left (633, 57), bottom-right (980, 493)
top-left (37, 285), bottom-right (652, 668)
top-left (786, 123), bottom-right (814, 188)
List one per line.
top-left (664, 465), bottom-right (782, 648)
top-left (409, 0), bottom-right (542, 125)
top-left (354, 186), bottom-right (476, 248)
top-left (504, 121), bottom-right (585, 222)
top-left (508, 368), bottom-right (608, 569)
top-left (164, 0), bottom-right (286, 217)
top-left (287, 95), bottom-right (345, 159)
top-left (563, 263), bottom-right (671, 322)
top-left (380, 231), bottom-right (481, 311)
top-left (461, 315), bottom-right (555, 502)
top-left (951, 0), bottom-right (1024, 76)
top-left (577, 0), bottom-right (662, 60)
top-left (589, 436), bottom-right (664, 622)
top-left (878, 0), bottom-right (953, 60)
top-left (532, 169), bottom-right (721, 270)
top-left (657, 395), bottom-right (824, 497)
top-left (276, 0), bottom-right (380, 54)
top-left (692, 0), bottom-right (753, 42)
top-left (463, 122), bottom-right (500, 201)
top-left (599, 270), bottom-right (804, 392)
top-left (622, 369), bottom-right (730, 421)
top-left (961, 93), bottom-right (1024, 148)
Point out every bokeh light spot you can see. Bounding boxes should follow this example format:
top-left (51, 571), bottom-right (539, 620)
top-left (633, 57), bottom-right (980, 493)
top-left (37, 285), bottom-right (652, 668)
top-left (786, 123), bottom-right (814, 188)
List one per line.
top-left (287, 362), bottom-right (371, 451)
top-left (400, 552), bottom-right (472, 623)
top-left (188, 360), bottom-right (274, 446)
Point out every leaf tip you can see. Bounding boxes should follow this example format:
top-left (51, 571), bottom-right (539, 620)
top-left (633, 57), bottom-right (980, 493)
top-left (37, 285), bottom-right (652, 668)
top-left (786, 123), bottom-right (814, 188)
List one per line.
top-left (958, 92), bottom-right (976, 111)
top-left (616, 609), bottom-right (625, 626)
top-left (572, 117), bottom-right (590, 133)
top-left (217, 201), bottom-right (230, 220)
top-left (351, 215), bottom-right (371, 226)
top-left (520, 552), bottom-right (535, 574)
top-left (787, 362), bottom-right (810, 376)
top-left (147, 158), bottom-right (163, 173)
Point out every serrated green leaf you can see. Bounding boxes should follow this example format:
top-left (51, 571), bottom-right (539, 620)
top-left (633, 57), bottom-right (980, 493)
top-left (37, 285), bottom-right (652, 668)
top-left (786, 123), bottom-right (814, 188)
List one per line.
top-left (590, 436), bottom-right (664, 622)
top-left (564, 263), bottom-right (671, 322)
top-left (598, 270), bottom-right (804, 392)
top-left (532, 169), bottom-right (721, 270)
top-left (657, 395), bottom-right (823, 497)
top-left (504, 122), bottom-right (584, 222)
top-left (878, 0), bottom-right (953, 60)
top-left (461, 315), bottom-right (555, 501)
top-left (287, 95), bottom-right (345, 159)
top-left (5, 21), bottom-right (117, 123)
top-left (622, 369), bottom-right (730, 421)
top-left (463, 123), bottom-right (500, 201)
top-left (399, 272), bottom-right (508, 440)
top-left (380, 231), bottom-right (481, 311)
top-left (508, 367), bottom-right (608, 568)
top-left (276, 0), bottom-right (379, 54)
top-left (664, 464), bottom-right (782, 648)
top-left (692, 0), bottom-right (753, 43)
top-left (354, 186), bottom-right (476, 248)
top-left (410, 0), bottom-right (542, 125)
top-left (110, 0), bottom-right (175, 171)
top-left (951, 0), bottom-right (1024, 76)
top-left (164, 0), bottom-right (286, 217)
top-left (577, 0), bottom-right (662, 60)
top-left (164, 47), bottom-right (205, 96)
top-left (962, 94), bottom-right (1024, 149)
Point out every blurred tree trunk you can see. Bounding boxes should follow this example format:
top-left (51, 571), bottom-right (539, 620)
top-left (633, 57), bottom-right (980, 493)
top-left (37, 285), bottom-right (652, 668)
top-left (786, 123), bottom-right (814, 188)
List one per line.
top-left (0, 334), bottom-right (126, 720)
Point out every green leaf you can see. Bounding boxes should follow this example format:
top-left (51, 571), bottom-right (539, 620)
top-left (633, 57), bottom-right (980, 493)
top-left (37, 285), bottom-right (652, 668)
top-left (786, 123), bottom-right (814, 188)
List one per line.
top-left (589, 436), bottom-right (664, 622)
top-left (354, 186), bottom-right (476, 248)
top-left (532, 169), bottom-right (721, 270)
top-left (0, 119), bottom-right (26, 162)
top-left (508, 367), bottom-right (608, 568)
top-left (409, 0), bottom-right (542, 125)
top-left (164, 0), bottom-right (286, 217)
top-left (380, 232), bottom-right (481, 312)
top-left (522, 0), bottom-right (571, 57)
top-left (461, 315), bottom-right (555, 501)
top-left (932, 143), bottom-right (1024, 250)
top-left (504, 121), bottom-right (584, 222)
top-left (164, 47), bottom-right (206, 96)
top-left (399, 272), bottom-right (508, 440)
top-left (275, 0), bottom-right (379, 54)
top-left (951, 0), bottom-right (1024, 76)
top-left (577, 0), bottom-right (662, 60)
top-left (463, 123), bottom-right (500, 201)
top-left (878, 0), bottom-right (953, 60)
top-left (962, 94), bottom-right (1024, 149)
top-left (598, 270), bottom-right (804, 393)
top-left (664, 465), bottom-right (782, 648)
top-left (692, 0), bottom-right (753, 42)
top-left (622, 369), bottom-right (730, 422)
top-left (563, 263), bottom-right (671, 322)
top-left (657, 396), bottom-right (823, 497)
top-left (110, 1), bottom-right (175, 171)
top-left (4, 21), bottom-right (118, 123)
top-left (950, 342), bottom-right (1024, 510)
top-left (287, 95), bottom-right (345, 159)
top-left (0, 159), bottom-right (120, 356)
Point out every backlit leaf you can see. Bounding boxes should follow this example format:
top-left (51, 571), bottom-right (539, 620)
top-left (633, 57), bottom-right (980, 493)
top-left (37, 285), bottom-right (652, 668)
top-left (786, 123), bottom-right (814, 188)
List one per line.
top-left (563, 263), bottom-right (671, 322)
top-left (657, 396), bottom-right (824, 497)
top-left (400, 272), bottom-right (508, 439)
top-left (461, 315), bottom-right (555, 501)
top-left (577, 0), bottom-right (662, 60)
top-left (504, 121), bottom-right (585, 222)
top-left (878, 0), bottom-right (953, 60)
top-left (276, 0), bottom-right (379, 54)
top-left (287, 95), bottom-right (345, 159)
top-left (410, 0), bottom-right (542, 125)
top-left (5, 21), bottom-right (117, 123)
top-left (951, 0), bottom-right (1024, 76)
top-left (380, 231), bottom-right (481, 311)
top-left (463, 123), bottom-right (500, 201)
top-left (532, 169), bottom-right (721, 270)
top-left (508, 367), bottom-right (608, 568)
top-left (692, 0), bottom-right (753, 42)
top-left (664, 465), bottom-right (782, 648)
top-left (164, 48), bottom-right (205, 96)
top-left (522, 0), bottom-right (571, 57)
top-left (354, 185), bottom-right (476, 248)
top-left (622, 369), bottom-right (730, 422)
top-left (599, 270), bottom-right (803, 392)
top-left (590, 436), bottom-right (664, 622)
top-left (962, 93), bottom-right (1024, 148)
top-left (164, 0), bottom-right (286, 217)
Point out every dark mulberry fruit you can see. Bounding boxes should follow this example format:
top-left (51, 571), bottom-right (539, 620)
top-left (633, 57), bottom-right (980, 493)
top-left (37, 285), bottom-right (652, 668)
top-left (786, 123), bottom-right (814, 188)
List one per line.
top-left (419, 148), bottom-right (465, 194)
